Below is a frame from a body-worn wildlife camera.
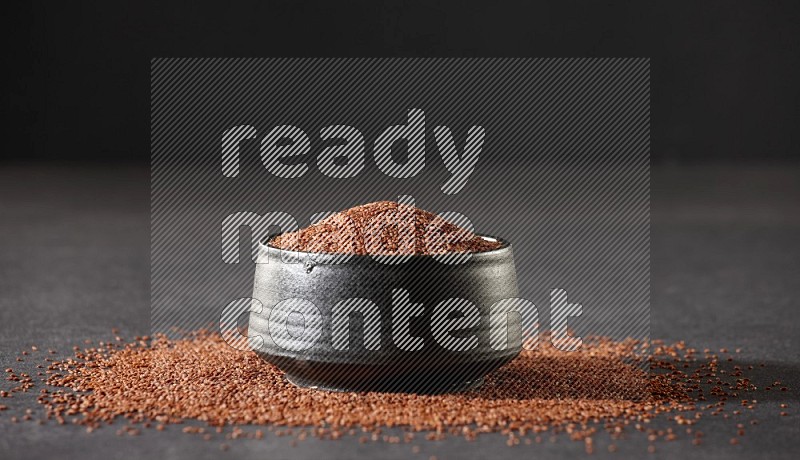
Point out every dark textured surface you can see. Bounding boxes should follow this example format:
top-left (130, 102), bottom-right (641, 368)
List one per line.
top-left (1, 162), bottom-right (799, 459)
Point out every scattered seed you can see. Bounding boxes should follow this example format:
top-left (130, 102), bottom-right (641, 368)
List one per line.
top-left (18, 330), bottom-right (789, 450)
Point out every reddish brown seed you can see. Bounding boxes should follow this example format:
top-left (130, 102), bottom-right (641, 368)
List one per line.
top-left (27, 330), bottom-right (784, 450)
top-left (270, 201), bottom-right (502, 255)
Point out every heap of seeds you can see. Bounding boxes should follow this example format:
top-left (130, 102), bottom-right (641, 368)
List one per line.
top-left (9, 330), bottom-right (782, 452)
top-left (270, 201), bottom-right (502, 255)
top-left (1, 330), bottom-right (789, 452)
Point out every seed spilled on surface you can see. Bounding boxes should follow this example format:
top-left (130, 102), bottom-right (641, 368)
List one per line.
top-left (0, 330), bottom-right (773, 451)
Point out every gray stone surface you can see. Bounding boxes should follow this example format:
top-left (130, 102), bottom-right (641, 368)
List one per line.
top-left (1, 163), bottom-right (798, 459)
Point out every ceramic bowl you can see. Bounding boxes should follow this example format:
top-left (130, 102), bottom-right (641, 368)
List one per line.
top-left (249, 235), bottom-right (521, 393)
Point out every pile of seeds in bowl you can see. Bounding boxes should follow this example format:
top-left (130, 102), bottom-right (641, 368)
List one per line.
top-left (270, 201), bottom-right (502, 255)
top-left (0, 329), bottom-right (788, 453)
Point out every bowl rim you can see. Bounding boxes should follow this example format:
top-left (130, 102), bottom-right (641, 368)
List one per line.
top-left (258, 233), bottom-right (513, 262)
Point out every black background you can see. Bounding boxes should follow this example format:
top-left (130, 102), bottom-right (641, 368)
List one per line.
top-left (4, 0), bottom-right (800, 164)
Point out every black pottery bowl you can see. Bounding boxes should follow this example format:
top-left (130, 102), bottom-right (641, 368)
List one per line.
top-left (249, 235), bottom-right (521, 394)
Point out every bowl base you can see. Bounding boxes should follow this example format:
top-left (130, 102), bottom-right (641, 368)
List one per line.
top-left (284, 372), bottom-right (485, 394)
